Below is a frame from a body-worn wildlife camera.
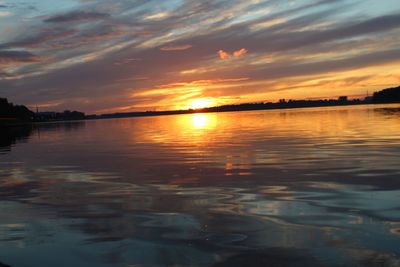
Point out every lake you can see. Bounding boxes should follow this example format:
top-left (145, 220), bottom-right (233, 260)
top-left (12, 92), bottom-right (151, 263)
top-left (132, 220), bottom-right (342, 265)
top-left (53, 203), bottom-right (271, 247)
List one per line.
top-left (1, 104), bottom-right (400, 267)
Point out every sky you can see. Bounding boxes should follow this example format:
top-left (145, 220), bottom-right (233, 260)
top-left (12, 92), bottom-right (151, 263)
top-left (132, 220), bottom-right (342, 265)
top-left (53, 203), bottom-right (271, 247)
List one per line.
top-left (0, 0), bottom-right (400, 114)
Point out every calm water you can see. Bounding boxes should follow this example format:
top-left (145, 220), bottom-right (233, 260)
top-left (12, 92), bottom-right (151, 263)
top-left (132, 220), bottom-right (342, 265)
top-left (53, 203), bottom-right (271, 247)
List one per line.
top-left (1, 104), bottom-right (400, 267)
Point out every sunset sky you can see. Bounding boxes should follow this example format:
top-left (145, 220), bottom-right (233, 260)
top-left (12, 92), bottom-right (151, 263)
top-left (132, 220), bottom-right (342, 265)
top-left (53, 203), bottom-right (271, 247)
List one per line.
top-left (0, 0), bottom-right (400, 114)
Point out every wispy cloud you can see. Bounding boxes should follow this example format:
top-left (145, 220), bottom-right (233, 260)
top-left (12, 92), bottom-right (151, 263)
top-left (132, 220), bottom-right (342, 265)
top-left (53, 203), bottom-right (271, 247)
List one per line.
top-left (44, 11), bottom-right (109, 23)
top-left (160, 44), bottom-right (193, 51)
top-left (0, 50), bottom-right (44, 65)
top-left (0, 10), bottom-right (11, 17)
top-left (144, 12), bottom-right (170, 21)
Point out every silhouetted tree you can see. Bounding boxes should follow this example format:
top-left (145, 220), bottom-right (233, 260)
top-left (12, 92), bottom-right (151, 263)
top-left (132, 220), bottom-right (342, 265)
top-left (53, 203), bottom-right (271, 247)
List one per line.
top-left (0, 98), bottom-right (34, 122)
top-left (372, 86), bottom-right (400, 103)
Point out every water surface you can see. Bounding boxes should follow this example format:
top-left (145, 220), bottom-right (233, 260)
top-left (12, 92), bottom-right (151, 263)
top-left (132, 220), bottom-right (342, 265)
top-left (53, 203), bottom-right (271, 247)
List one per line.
top-left (1, 104), bottom-right (400, 267)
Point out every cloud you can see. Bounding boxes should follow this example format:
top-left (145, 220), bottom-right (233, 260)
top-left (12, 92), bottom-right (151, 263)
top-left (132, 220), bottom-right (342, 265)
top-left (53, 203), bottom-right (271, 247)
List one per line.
top-left (0, 72), bottom-right (12, 79)
top-left (218, 48), bottom-right (248, 59)
top-left (233, 48), bottom-right (248, 57)
top-left (0, 11), bottom-right (11, 17)
top-left (0, 50), bottom-right (44, 65)
top-left (144, 12), bottom-right (169, 21)
top-left (44, 11), bottom-right (109, 23)
top-left (218, 50), bottom-right (231, 59)
top-left (160, 44), bottom-right (193, 51)
top-left (0, 28), bottom-right (77, 49)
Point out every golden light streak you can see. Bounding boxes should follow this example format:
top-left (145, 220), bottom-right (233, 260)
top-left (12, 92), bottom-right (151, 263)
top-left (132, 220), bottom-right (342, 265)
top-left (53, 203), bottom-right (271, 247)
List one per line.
top-left (187, 113), bottom-right (217, 131)
top-left (189, 98), bottom-right (215, 109)
top-left (191, 113), bottom-right (209, 129)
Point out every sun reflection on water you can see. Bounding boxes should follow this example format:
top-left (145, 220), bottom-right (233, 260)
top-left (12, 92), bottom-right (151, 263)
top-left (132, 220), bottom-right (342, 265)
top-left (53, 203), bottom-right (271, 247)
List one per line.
top-left (191, 113), bottom-right (210, 129)
top-left (176, 113), bottom-right (218, 132)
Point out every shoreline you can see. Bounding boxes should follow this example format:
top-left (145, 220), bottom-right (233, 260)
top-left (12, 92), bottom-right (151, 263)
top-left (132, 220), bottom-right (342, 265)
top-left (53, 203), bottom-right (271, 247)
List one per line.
top-left (2, 102), bottom-right (400, 126)
top-left (88, 101), bottom-right (399, 121)
top-left (1, 102), bottom-right (399, 126)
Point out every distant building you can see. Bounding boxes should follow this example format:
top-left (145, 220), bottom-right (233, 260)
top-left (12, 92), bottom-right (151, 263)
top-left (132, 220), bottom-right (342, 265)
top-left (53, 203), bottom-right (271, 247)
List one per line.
top-left (364, 96), bottom-right (373, 103)
top-left (35, 110), bottom-right (85, 121)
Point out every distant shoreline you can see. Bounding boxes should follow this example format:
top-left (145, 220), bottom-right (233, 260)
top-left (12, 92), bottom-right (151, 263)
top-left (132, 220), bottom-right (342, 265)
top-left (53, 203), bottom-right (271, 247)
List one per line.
top-left (87, 101), bottom-right (400, 121)
top-left (2, 102), bottom-right (400, 127)
top-left (1, 85), bottom-right (399, 125)
top-left (88, 85), bottom-right (400, 120)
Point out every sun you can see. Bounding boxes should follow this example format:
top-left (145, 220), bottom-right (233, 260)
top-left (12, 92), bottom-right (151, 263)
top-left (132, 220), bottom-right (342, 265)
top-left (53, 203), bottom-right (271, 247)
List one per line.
top-left (189, 98), bottom-right (214, 109)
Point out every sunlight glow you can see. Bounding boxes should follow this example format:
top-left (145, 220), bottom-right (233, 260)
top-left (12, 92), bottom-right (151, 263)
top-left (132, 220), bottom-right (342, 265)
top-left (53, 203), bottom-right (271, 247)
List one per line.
top-left (190, 98), bottom-right (214, 109)
top-left (189, 113), bottom-right (218, 131)
top-left (192, 113), bottom-right (209, 129)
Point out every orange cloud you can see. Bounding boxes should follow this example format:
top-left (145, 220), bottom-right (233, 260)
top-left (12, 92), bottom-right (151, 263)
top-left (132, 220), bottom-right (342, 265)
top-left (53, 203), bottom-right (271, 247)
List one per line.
top-left (233, 48), bottom-right (248, 57)
top-left (218, 50), bottom-right (231, 59)
top-left (218, 48), bottom-right (248, 59)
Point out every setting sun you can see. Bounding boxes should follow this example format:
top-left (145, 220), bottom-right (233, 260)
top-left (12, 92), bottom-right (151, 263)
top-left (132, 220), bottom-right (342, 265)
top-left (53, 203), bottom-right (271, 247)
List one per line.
top-left (189, 98), bottom-right (215, 109)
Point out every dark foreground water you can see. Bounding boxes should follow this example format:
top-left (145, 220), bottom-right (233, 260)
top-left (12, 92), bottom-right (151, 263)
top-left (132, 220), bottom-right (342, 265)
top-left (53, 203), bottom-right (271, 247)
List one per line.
top-left (1, 104), bottom-right (400, 267)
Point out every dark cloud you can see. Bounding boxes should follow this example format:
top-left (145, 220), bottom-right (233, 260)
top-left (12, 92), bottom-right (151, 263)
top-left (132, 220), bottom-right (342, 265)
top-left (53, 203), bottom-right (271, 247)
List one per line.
top-left (0, 28), bottom-right (77, 49)
top-left (0, 72), bottom-right (12, 78)
top-left (0, 50), bottom-right (44, 64)
top-left (248, 48), bottom-right (400, 81)
top-left (281, 13), bottom-right (400, 51)
top-left (44, 11), bottom-right (110, 23)
top-left (172, 11), bottom-right (400, 56)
